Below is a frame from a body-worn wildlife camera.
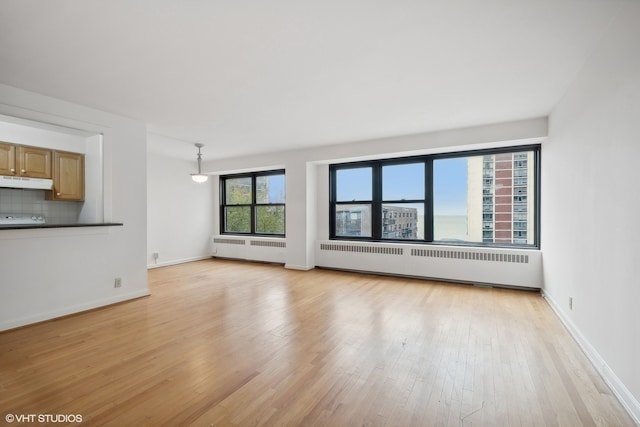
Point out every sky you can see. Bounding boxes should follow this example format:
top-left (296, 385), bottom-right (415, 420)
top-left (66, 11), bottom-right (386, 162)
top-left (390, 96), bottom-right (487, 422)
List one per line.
top-left (336, 168), bottom-right (372, 200)
top-left (433, 158), bottom-right (468, 216)
top-left (263, 174), bottom-right (286, 203)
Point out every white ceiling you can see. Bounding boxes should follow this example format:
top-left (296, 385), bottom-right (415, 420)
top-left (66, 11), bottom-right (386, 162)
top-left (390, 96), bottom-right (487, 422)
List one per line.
top-left (0, 0), bottom-right (626, 160)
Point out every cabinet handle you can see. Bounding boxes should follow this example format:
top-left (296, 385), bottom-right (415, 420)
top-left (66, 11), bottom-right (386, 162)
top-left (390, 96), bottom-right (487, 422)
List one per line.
top-left (10, 168), bottom-right (15, 173)
top-left (21, 169), bottom-right (26, 173)
top-left (57, 192), bottom-right (61, 196)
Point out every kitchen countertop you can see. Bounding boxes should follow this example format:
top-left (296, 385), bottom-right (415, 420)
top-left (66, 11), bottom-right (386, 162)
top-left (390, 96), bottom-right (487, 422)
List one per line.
top-left (0, 222), bottom-right (123, 230)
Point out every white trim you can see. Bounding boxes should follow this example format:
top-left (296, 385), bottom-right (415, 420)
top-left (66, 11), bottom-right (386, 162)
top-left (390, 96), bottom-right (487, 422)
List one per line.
top-left (284, 264), bottom-right (314, 271)
top-left (147, 256), bottom-right (212, 269)
top-left (543, 292), bottom-right (640, 425)
top-left (0, 289), bottom-right (150, 332)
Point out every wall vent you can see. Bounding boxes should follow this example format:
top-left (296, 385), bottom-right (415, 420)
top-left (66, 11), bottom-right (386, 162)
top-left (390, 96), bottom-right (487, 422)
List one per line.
top-left (410, 248), bottom-right (529, 264)
top-left (250, 240), bottom-right (286, 248)
top-left (320, 243), bottom-right (403, 255)
top-left (213, 238), bottom-right (246, 245)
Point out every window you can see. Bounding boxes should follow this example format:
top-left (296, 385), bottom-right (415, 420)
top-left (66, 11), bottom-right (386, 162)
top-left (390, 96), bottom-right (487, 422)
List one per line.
top-left (334, 167), bottom-right (372, 237)
top-left (382, 163), bottom-right (424, 240)
top-left (514, 212), bottom-right (527, 221)
top-left (329, 145), bottom-right (540, 247)
top-left (332, 162), bottom-right (426, 240)
top-left (221, 170), bottom-right (285, 236)
top-left (514, 160), bottom-right (528, 168)
top-left (513, 177), bottom-right (527, 186)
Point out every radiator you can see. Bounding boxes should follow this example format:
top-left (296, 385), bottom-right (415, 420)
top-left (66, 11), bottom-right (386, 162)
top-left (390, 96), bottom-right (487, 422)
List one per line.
top-left (211, 237), bottom-right (542, 288)
top-left (212, 236), bottom-right (286, 264)
top-left (316, 240), bottom-right (542, 289)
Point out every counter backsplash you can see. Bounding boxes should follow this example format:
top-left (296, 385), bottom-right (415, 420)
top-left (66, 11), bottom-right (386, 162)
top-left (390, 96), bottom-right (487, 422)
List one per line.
top-left (0, 188), bottom-right (82, 224)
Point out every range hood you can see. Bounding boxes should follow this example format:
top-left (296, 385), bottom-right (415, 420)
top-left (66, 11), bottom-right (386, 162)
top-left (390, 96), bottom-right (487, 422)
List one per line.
top-left (0, 175), bottom-right (53, 190)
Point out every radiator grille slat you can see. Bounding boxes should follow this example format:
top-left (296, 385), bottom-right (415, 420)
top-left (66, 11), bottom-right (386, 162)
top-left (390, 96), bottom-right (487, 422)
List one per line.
top-left (213, 238), bottom-right (286, 248)
top-left (410, 248), bottom-right (528, 264)
top-left (319, 243), bottom-right (403, 255)
top-left (213, 238), bottom-right (246, 245)
top-left (250, 240), bottom-right (286, 248)
top-left (319, 243), bottom-right (527, 263)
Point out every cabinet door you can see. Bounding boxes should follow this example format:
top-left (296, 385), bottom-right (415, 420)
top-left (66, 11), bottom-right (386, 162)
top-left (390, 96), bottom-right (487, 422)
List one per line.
top-left (52, 151), bottom-right (84, 201)
top-left (0, 142), bottom-right (16, 176)
top-left (17, 146), bottom-right (52, 178)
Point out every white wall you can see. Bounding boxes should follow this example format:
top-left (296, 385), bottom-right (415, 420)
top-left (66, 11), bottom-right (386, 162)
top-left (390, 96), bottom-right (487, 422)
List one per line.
top-left (205, 117), bottom-right (547, 272)
top-left (542, 2), bottom-right (640, 422)
top-left (0, 84), bottom-right (149, 331)
top-left (147, 133), bottom-right (214, 268)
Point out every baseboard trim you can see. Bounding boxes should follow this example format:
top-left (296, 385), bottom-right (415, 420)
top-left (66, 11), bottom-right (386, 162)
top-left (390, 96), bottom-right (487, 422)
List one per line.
top-left (284, 263), bottom-right (315, 271)
top-left (543, 291), bottom-right (640, 425)
top-left (0, 289), bottom-right (151, 332)
top-left (147, 255), bottom-right (212, 269)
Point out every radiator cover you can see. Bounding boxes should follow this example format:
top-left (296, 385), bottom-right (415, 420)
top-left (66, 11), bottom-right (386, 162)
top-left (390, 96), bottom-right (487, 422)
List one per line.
top-left (316, 240), bottom-right (542, 289)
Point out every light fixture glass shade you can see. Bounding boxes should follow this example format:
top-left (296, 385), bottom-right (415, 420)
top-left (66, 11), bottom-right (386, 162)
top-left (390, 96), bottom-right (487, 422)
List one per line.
top-left (191, 173), bottom-right (208, 183)
top-left (191, 143), bottom-right (208, 183)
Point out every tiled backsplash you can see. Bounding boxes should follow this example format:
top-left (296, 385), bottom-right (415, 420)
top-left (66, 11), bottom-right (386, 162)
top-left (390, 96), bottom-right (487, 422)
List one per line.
top-left (0, 188), bottom-right (83, 224)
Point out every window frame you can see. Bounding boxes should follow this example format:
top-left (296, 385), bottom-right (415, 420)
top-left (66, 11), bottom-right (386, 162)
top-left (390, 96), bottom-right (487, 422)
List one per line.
top-left (220, 169), bottom-right (286, 237)
top-left (329, 145), bottom-right (541, 248)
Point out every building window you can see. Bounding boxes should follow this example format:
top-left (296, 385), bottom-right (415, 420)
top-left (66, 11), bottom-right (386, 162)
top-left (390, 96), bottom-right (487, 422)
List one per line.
top-left (513, 195), bottom-right (527, 203)
top-left (514, 212), bottom-right (527, 221)
top-left (221, 170), bottom-right (285, 236)
top-left (329, 145), bottom-right (540, 247)
top-left (514, 160), bottom-right (528, 168)
top-left (514, 187), bottom-right (527, 195)
top-left (513, 177), bottom-right (527, 186)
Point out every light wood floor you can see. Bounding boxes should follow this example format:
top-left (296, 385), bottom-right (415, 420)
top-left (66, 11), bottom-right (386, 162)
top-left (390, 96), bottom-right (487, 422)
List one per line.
top-left (0, 259), bottom-right (634, 426)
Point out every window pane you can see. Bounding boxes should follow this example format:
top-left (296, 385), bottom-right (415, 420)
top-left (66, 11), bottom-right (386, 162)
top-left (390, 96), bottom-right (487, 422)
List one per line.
top-left (382, 203), bottom-right (424, 240)
top-left (336, 168), bottom-right (372, 201)
top-left (382, 163), bottom-right (424, 200)
top-left (433, 151), bottom-right (535, 245)
top-left (433, 157), bottom-right (470, 242)
top-left (335, 204), bottom-right (371, 237)
top-left (255, 205), bottom-right (285, 234)
top-left (225, 206), bottom-right (250, 233)
top-left (256, 174), bottom-right (285, 204)
top-left (225, 177), bottom-right (252, 204)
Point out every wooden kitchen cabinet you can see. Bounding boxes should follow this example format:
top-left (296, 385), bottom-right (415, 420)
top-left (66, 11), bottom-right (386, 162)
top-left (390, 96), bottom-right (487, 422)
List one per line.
top-left (2, 142), bottom-right (85, 201)
top-left (0, 142), bottom-right (16, 176)
top-left (17, 145), bottom-right (52, 178)
top-left (0, 142), bottom-right (52, 178)
top-left (47, 150), bottom-right (84, 201)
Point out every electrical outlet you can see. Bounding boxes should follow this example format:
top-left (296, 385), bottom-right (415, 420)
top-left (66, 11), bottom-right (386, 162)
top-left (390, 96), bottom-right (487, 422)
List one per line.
top-left (114, 277), bottom-right (122, 288)
top-left (569, 297), bottom-right (573, 310)
top-left (152, 252), bottom-right (159, 262)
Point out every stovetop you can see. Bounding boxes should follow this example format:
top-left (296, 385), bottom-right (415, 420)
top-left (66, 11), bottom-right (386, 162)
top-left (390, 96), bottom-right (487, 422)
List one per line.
top-left (0, 213), bottom-right (46, 226)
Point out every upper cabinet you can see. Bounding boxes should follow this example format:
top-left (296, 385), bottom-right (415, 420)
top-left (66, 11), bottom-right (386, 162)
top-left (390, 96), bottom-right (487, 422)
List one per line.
top-left (0, 142), bottom-right (52, 178)
top-left (17, 145), bottom-right (52, 178)
top-left (0, 142), bottom-right (16, 176)
top-left (1, 142), bottom-right (85, 201)
top-left (47, 150), bottom-right (84, 201)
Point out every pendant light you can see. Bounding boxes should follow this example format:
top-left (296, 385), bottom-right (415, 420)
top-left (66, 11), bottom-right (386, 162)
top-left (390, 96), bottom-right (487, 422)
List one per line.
top-left (191, 143), bottom-right (208, 183)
